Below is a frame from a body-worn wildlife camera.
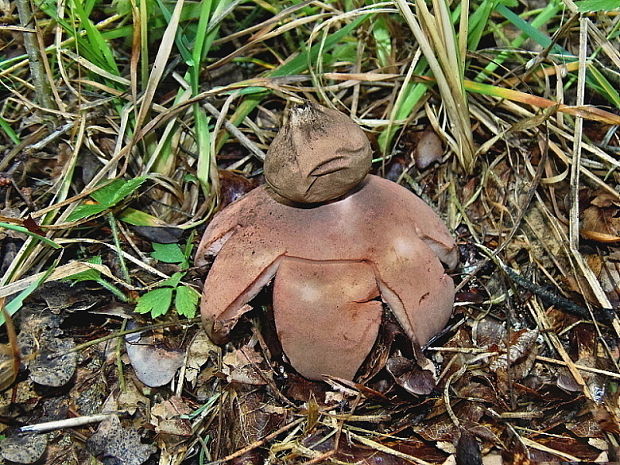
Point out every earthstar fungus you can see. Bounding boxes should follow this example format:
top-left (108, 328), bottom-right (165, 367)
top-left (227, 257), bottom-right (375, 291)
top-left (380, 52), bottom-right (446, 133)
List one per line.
top-left (196, 102), bottom-right (458, 381)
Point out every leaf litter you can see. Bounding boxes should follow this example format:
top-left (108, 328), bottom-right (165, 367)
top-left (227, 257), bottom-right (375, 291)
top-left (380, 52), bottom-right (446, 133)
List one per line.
top-left (0, 0), bottom-right (620, 464)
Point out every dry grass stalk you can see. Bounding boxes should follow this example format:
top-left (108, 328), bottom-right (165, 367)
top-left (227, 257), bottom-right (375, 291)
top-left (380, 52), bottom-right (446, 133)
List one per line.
top-left (0, 298), bottom-right (20, 392)
top-left (16, 0), bottom-right (54, 111)
top-left (395, 0), bottom-right (476, 173)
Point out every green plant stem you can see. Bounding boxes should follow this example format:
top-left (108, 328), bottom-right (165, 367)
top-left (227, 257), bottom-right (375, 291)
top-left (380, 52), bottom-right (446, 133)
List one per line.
top-left (16, 0), bottom-right (54, 110)
top-left (107, 213), bottom-right (131, 283)
top-left (97, 278), bottom-right (128, 302)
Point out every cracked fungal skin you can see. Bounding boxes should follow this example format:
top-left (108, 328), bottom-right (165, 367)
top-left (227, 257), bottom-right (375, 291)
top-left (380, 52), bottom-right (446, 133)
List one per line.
top-left (264, 102), bottom-right (372, 204)
top-left (197, 102), bottom-right (457, 381)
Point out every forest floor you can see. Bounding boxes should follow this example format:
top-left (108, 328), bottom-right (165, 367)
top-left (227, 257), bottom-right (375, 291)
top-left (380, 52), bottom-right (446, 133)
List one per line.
top-left (0, 0), bottom-right (620, 464)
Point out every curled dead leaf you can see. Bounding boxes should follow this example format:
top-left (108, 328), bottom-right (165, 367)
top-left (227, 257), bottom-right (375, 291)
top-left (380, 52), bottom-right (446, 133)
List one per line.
top-left (414, 130), bottom-right (444, 169)
top-left (386, 354), bottom-right (436, 396)
top-left (222, 343), bottom-right (269, 385)
top-left (151, 396), bottom-right (193, 437)
top-left (124, 323), bottom-right (185, 388)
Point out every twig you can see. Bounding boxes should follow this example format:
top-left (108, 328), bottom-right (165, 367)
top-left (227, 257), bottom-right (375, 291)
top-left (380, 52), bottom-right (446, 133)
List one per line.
top-left (19, 413), bottom-right (120, 433)
top-left (430, 347), bottom-right (620, 380)
top-left (115, 319), bottom-right (127, 392)
top-left (535, 355), bottom-right (620, 380)
top-left (502, 265), bottom-right (616, 325)
top-left (202, 101), bottom-right (266, 161)
top-left (65, 318), bottom-right (200, 355)
top-left (0, 298), bottom-right (20, 392)
top-left (15, 0), bottom-right (54, 111)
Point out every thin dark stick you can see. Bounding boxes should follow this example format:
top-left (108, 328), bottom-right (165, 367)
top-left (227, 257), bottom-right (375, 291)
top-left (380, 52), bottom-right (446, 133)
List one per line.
top-left (502, 265), bottom-right (616, 325)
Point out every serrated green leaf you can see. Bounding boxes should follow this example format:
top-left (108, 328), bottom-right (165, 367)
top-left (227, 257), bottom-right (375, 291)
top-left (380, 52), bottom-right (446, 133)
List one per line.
top-left (110, 176), bottom-right (148, 204)
top-left (91, 177), bottom-right (147, 206)
top-left (576, 0), bottom-right (619, 12)
top-left (135, 287), bottom-right (173, 317)
top-left (66, 204), bottom-right (109, 222)
top-left (175, 285), bottom-right (199, 318)
top-left (151, 242), bottom-right (187, 265)
top-left (67, 177), bottom-right (148, 222)
top-left (160, 271), bottom-right (185, 288)
top-left (89, 179), bottom-right (128, 205)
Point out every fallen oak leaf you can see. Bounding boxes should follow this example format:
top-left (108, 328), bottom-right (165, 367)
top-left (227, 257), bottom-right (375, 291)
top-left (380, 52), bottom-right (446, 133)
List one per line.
top-left (124, 321), bottom-right (185, 387)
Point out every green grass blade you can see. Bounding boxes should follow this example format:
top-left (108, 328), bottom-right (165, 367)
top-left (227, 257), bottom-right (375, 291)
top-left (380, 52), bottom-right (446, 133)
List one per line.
top-left (202, 0), bottom-right (235, 63)
top-left (0, 223), bottom-right (61, 249)
top-left (475, 1), bottom-right (560, 81)
top-left (118, 208), bottom-right (169, 227)
top-left (195, 105), bottom-right (212, 197)
top-left (37, 2), bottom-right (101, 66)
top-left (1, 262), bottom-right (57, 325)
top-left (587, 65), bottom-right (620, 108)
top-left (192, 0), bottom-right (214, 67)
top-left (70, 0), bottom-right (121, 75)
top-left (476, 3), bottom-right (620, 107)
top-left (217, 14), bottom-right (369, 152)
top-left (467, 0), bottom-right (500, 51)
top-left (0, 116), bottom-right (20, 144)
top-left (271, 15), bottom-right (369, 78)
top-left (154, 0), bottom-right (192, 63)
top-left (371, 15), bottom-right (392, 69)
top-left (101, 25), bottom-right (133, 40)
top-left (496, 4), bottom-right (564, 55)
top-left (377, 55), bottom-right (429, 155)
top-left (576, 0), bottom-right (620, 12)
